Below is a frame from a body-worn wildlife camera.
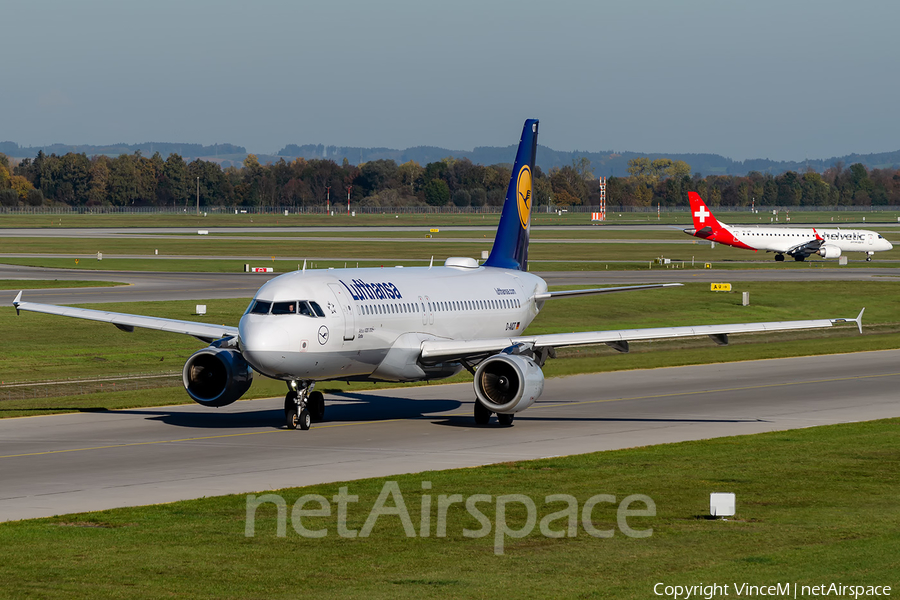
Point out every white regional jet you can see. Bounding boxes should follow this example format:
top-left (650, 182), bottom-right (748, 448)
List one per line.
top-left (684, 192), bottom-right (893, 262)
top-left (12, 120), bottom-right (865, 430)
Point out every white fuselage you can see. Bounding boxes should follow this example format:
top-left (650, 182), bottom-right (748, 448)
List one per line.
top-left (721, 224), bottom-right (892, 254)
top-left (238, 263), bottom-right (548, 382)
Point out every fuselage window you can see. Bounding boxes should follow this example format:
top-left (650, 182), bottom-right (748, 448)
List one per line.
top-left (250, 300), bottom-right (272, 315)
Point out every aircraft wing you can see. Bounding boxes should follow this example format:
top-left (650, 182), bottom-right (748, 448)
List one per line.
top-left (419, 310), bottom-right (864, 363)
top-left (12, 292), bottom-right (238, 343)
top-left (784, 238), bottom-right (823, 256)
top-left (533, 283), bottom-right (682, 300)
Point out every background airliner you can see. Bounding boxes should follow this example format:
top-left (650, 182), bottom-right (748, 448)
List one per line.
top-left (684, 192), bottom-right (893, 261)
top-left (12, 120), bottom-right (864, 430)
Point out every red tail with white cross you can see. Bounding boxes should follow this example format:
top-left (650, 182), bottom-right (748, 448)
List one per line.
top-left (688, 192), bottom-right (722, 231)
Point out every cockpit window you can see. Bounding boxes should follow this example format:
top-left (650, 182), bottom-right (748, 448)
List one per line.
top-left (272, 301), bottom-right (297, 315)
top-left (250, 300), bottom-right (271, 315)
top-left (249, 299), bottom-right (324, 317)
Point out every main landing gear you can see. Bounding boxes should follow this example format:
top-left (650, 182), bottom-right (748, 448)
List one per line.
top-left (284, 381), bottom-right (326, 430)
top-left (774, 254), bottom-right (785, 262)
top-left (473, 401), bottom-right (514, 426)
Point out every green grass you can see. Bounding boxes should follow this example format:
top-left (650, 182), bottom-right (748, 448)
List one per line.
top-left (3, 234), bottom-right (900, 268)
top-left (0, 418), bottom-right (897, 598)
top-left (2, 281), bottom-right (899, 417)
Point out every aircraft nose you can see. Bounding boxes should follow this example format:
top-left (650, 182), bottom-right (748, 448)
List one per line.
top-left (239, 317), bottom-right (290, 375)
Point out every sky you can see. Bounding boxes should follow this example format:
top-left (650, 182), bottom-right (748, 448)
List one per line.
top-left (1, 0), bottom-right (898, 162)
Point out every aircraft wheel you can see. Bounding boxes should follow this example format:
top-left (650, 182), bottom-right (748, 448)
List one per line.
top-left (286, 403), bottom-right (300, 430)
top-left (309, 391), bottom-right (325, 422)
top-left (775, 254), bottom-right (785, 262)
top-left (474, 401), bottom-right (492, 425)
top-left (284, 391), bottom-right (298, 428)
top-left (793, 255), bottom-right (805, 262)
top-left (298, 408), bottom-right (312, 431)
top-left (497, 412), bottom-right (514, 426)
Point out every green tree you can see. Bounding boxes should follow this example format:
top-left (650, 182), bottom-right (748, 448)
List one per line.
top-left (24, 188), bottom-right (45, 207)
top-left (0, 189), bottom-right (19, 207)
top-left (161, 154), bottom-right (189, 206)
top-left (423, 178), bottom-right (450, 206)
top-left (572, 157), bottom-right (594, 180)
top-left (88, 157), bottom-right (110, 206)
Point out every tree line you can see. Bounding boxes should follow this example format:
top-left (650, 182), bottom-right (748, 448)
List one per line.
top-left (2, 151), bottom-right (899, 209)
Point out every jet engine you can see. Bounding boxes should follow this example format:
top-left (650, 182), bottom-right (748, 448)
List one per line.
top-left (817, 245), bottom-right (842, 259)
top-left (473, 353), bottom-right (545, 414)
top-left (182, 347), bottom-right (253, 407)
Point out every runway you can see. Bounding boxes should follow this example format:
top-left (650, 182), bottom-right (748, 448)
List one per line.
top-left (2, 264), bottom-right (899, 304)
top-left (1, 350), bottom-right (898, 522)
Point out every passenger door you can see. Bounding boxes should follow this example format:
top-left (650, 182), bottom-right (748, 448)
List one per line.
top-left (328, 283), bottom-right (356, 341)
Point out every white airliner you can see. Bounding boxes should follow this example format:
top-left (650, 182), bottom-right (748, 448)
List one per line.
top-left (12, 120), bottom-right (865, 430)
top-left (684, 192), bottom-right (893, 262)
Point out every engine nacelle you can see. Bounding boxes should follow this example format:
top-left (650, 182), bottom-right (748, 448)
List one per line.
top-left (818, 244), bottom-right (842, 259)
top-left (182, 347), bottom-right (253, 407)
top-left (473, 354), bottom-right (545, 414)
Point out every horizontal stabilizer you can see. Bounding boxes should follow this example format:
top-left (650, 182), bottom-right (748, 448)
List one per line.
top-left (533, 283), bottom-right (681, 300)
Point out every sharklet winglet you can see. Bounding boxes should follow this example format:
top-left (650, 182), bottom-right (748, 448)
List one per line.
top-left (831, 307), bottom-right (865, 334)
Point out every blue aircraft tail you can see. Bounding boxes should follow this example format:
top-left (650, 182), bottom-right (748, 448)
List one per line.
top-left (484, 119), bottom-right (539, 271)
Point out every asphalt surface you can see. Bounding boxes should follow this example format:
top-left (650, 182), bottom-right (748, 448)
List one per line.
top-left (1, 350), bottom-right (897, 522)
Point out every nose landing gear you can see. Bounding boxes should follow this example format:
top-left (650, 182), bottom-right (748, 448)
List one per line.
top-left (284, 381), bottom-right (326, 430)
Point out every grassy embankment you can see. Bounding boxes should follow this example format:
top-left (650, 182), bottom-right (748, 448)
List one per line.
top-left (2, 281), bottom-right (898, 417)
top-left (0, 418), bottom-right (897, 598)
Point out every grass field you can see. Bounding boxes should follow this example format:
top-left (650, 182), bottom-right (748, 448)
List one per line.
top-left (0, 418), bottom-right (896, 598)
top-left (3, 236), bottom-right (899, 269)
top-left (3, 281), bottom-right (898, 417)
